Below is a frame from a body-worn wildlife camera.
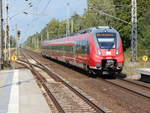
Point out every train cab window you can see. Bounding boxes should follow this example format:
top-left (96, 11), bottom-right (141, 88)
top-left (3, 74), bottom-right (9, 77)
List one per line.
top-left (96, 33), bottom-right (116, 49)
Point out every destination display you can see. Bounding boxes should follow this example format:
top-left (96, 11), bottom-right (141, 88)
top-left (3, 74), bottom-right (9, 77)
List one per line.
top-left (96, 33), bottom-right (115, 37)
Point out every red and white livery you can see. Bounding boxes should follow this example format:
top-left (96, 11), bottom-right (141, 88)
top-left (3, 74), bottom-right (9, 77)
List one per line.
top-left (41, 26), bottom-right (124, 76)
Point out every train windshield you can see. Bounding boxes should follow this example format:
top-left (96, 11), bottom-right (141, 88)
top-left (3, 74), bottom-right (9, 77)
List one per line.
top-left (96, 33), bottom-right (116, 49)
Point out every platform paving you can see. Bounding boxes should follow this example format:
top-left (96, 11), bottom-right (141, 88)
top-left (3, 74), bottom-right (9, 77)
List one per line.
top-left (0, 69), bottom-right (51, 113)
top-left (136, 68), bottom-right (150, 76)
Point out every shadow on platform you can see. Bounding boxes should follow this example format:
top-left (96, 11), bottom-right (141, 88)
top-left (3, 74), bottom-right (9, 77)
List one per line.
top-left (0, 79), bottom-right (35, 89)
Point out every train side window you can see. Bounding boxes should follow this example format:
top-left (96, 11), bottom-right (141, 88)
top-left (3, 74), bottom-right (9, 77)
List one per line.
top-left (76, 41), bottom-right (80, 53)
top-left (79, 40), bottom-right (83, 54)
top-left (82, 40), bottom-right (85, 53)
top-left (85, 40), bottom-right (90, 54)
top-left (76, 41), bottom-right (79, 50)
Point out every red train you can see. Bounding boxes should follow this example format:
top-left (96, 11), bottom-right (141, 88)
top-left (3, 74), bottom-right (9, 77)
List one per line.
top-left (41, 26), bottom-right (124, 76)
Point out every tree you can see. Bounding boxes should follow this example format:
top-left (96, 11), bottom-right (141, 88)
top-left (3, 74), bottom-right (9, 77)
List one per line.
top-left (24, 0), bottom-right (150, 56)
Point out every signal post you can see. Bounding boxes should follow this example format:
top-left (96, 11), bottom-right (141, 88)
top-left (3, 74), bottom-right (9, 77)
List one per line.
top-left (17, 30), bottom-right (21, 56)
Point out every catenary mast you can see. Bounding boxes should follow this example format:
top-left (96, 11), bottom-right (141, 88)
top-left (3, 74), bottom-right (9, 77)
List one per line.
top-left (131, 0), bottom-right (137, 61)
top-left (0, 0), bottom-right (4, 69)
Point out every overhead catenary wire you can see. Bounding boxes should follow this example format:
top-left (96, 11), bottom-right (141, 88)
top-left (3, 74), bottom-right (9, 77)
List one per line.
top-left (23, 0), bottom-right (53, 35)
top-left (41, 0), bottom-right (52, 14)
top-left (8, 0), bottom-right (52, 46)
top-left (89, 8), bottom-right (131, 25)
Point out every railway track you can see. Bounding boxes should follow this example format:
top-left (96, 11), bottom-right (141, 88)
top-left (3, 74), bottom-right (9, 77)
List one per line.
top-left (19, 49), bottom-right (150, 112)
top-left (24, 49), bottom-right (150, 100)
top-left (102, 78), bottom-right (150, 100)
top-left (19, 52), bottom-right (64, 113)
top-left (119, 78), bottom-right (150, 89)
top-left (18, 50), bottom-right (110, 113)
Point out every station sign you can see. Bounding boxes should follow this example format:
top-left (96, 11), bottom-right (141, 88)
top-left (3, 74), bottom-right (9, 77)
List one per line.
top-left (11, 56), bottom-right (18, 62)
top-left (142, 55), bottom-right (148, 62)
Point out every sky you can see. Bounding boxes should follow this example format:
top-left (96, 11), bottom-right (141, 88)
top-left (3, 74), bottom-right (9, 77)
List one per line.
top-left (6, 0), bottom-right (87, 43)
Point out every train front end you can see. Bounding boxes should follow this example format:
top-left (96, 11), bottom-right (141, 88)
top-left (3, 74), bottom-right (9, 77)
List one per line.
top-left (89, 27), bottom-right (124, 74)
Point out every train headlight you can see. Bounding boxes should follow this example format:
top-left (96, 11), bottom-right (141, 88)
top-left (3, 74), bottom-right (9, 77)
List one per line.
top-left (97, 50), bottom-right (102, 55)
top-left (116, 50), bottom-right (119, 55)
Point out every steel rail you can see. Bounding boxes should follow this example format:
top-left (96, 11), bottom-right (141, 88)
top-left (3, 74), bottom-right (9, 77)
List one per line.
top-left (23, 49), bottom-right (110, 113)
top-left (102, 79), bottom-right (150, 100)
top-left (24, 49), bottom-right (150, 101)
top-left (120, 78), bottom-right (150, 89)
top-left (20, 51), bottom-right (66, 113)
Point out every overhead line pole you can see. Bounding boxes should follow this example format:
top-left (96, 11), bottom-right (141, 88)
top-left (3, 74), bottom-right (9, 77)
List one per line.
top-left (4, 1), bottom-right (7, 62)
top-left (6, 3), bottom-right (10, 62)
top-left (131, 0), bottom-right (137, 62)
top-left (66, 2), bottom-right (70, 36)
top-left (6, 4), bottom-right (10, 62)
top-left (89, 2), bottom-right (138, 61)
top-left (47, 29), bottom-right (49, 40)
top-left (71, 19), bottom-right (74, 33)
top-left (0, 0), bottom-right (4, 69)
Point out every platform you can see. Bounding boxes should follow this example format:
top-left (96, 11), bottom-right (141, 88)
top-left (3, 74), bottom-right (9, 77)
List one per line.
top-left (136, 68), bottom-right (150, 76)
top-left (0, 69), bottom-right (51, 113)
top-left (135, 68), bottom-right (150, 83)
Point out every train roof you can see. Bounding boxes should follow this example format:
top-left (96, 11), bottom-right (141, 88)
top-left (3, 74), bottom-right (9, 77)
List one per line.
top-left (79, 26), bottom-right (118, 34)
top-left (42, 26), bottom-right (119, 44)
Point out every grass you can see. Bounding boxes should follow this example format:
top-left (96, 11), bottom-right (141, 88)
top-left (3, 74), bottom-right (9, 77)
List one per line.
top-left (122, 51), bottom-right (150, 76)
